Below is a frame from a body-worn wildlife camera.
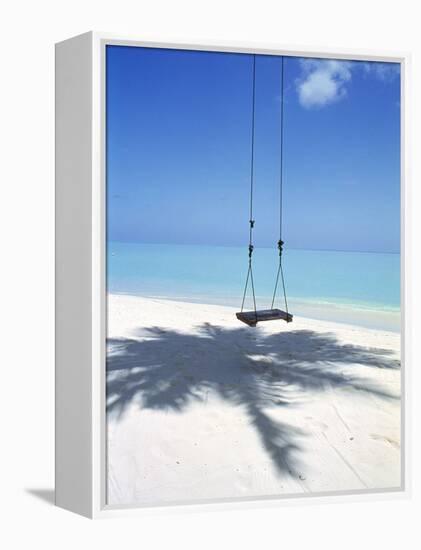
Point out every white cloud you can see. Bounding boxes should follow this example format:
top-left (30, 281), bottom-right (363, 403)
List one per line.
top-left (295, 59), bottom-right (400, 109)
top-left (297, 59), bottom-right (352, 109)
top-left (361, 61), bottom-right (400, 82)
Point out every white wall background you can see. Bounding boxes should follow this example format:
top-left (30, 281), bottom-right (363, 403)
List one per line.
top-left (0, 0), bottom-right (419, 547)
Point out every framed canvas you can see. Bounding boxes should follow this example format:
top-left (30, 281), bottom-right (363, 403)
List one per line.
top-left (55, 32), bottom-right (410, 518)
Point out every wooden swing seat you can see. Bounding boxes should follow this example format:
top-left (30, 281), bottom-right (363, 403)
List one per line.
top-left (236, 308), bottom-right (293, 327)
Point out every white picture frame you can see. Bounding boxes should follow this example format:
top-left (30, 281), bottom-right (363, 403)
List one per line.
top-left (55, 31), bottom-right (411, 518)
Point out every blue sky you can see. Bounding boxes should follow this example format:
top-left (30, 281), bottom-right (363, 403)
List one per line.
top-left (106, 46), bottom-right (400, 253)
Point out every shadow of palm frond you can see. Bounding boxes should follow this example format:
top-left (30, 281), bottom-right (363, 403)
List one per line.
top-left (106, 324), bottom-right (399, 475)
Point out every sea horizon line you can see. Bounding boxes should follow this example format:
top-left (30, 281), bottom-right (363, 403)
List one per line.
top-left (108, 240), bottom-right (400, 255)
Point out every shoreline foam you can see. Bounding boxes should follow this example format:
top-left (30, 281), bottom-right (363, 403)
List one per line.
top-left (108, 291), bottom-right (401, 332)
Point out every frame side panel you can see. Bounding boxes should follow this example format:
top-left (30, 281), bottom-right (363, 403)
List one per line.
top-left (55, 32), bottom-right (93, 518)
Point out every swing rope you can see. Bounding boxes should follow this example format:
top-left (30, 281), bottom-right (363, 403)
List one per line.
top-left (240, 55), bottom-right (257, 318)
top-left (240, 55), bottom-right (289, 319)
top-left (270, 56), bottom-right (289, 316)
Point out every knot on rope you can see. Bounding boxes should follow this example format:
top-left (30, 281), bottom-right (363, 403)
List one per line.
top-left (248, 244), bottom-right (254, 258)
top-left (249, 219), bottom-right (255, 228)
top-left (277, 239), bottom-right (284, 256)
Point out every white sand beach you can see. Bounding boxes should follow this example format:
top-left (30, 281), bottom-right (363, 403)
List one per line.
top-left (106, 294), bottom-right (401, 507)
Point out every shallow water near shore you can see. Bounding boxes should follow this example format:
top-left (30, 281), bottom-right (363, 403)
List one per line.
top-left (107, 241), bottom-right (400, 332)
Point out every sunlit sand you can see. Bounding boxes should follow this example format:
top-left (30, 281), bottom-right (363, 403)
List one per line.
top-left (107, 294), bottom-right (401, 507)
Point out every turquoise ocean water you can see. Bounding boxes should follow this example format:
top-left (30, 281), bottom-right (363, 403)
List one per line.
top-left (107, 242), bottom-right (401, 332)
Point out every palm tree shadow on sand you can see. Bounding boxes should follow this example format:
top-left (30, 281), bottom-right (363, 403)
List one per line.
top-left (107, 324), bottom-right (400, 477)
